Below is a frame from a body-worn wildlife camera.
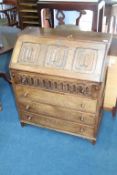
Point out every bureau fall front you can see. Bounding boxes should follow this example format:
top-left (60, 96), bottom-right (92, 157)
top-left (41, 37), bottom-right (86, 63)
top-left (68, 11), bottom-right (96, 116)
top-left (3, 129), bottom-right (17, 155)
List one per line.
top-left (9, 27), bottom-right (111, 143)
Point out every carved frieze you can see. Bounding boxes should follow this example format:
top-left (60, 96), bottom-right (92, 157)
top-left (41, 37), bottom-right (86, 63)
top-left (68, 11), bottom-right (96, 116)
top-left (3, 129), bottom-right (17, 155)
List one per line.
top-left (11, 71), bottom-right (100, 98)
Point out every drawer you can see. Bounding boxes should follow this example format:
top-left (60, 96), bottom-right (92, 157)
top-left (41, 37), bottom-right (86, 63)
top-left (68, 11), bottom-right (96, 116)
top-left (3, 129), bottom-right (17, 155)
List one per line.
top-left (14, 85), bottom-right (97, 113)
top-left (20, 111), bottom-right (95, 139)
top-left (18, 99), bottom-right (96, 126)
top-left (11, 70), bottom-right (100, 99)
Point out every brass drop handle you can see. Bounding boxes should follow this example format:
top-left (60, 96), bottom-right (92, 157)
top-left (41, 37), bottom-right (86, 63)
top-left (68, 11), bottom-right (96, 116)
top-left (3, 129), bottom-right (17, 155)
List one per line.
top-left (24, 92), bottom-right (29, 97)
top-left (27, 116), bottom-right (32, 120)
top-left (80, 115), bottom-right (84, 121)
top-left (95, 86), bottom-right (99, 90)
top-left (25, 105), bottom-right (30, 111)
top-left (67, 34), bottom-right (73, 39)
top-left (80, 103), bottom-right (85, 109)
top-left (80, 128), bottom-right (85, 133)
top-left (11, 73), bottom-right (15, 78)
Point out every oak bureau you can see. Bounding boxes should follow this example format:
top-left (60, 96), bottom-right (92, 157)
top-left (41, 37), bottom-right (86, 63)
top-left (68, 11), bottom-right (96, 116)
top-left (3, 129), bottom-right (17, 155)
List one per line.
top-left (9, 27), bottom-right (111, 143)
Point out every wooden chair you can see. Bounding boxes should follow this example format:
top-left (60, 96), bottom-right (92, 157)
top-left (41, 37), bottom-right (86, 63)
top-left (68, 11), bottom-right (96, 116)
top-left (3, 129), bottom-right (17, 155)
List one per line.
top-left (37, 1), bottom-right (105, 32)
top-left (42, 9), bottom-right (86, 29)
top-left (0, 0), bottom-right (18, 26)
top-left (55, 10), bottom-right (86, 27)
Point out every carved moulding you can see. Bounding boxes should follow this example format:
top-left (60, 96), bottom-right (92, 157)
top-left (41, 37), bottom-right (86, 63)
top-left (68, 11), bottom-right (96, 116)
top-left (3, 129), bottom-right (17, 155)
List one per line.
top-left (11, 71), bottom-right (100, 99)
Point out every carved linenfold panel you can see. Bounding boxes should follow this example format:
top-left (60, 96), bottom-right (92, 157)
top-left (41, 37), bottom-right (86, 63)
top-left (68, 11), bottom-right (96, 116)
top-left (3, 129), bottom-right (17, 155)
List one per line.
top-left (11, 71), bottom-right (100, 98)
top-left (18, 42), bottom-right (41, 64)
top-left (72, 48), bottom-right (97, 73)
top-left (45, 45), bottom-right (67, 69)
top-left (18, 42), bottom-right (98, 75)
top-left (18, 42), bottom-right (68, 69)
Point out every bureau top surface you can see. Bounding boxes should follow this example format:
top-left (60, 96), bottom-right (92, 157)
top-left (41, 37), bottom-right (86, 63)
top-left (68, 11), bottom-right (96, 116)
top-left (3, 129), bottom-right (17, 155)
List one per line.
top-left (10, 27), bottom-right (111, 82)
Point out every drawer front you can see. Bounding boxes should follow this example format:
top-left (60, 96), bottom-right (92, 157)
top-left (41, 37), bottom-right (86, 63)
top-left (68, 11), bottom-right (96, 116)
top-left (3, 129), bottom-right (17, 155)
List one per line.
top-left (11, 69), bottom-right (100, 99)
top-left (20, 111), bottom-right (95, 139)
top-left (18, 99), bottom-right (96, 126)
top-left (14, 85), bottom-right (97, 113)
